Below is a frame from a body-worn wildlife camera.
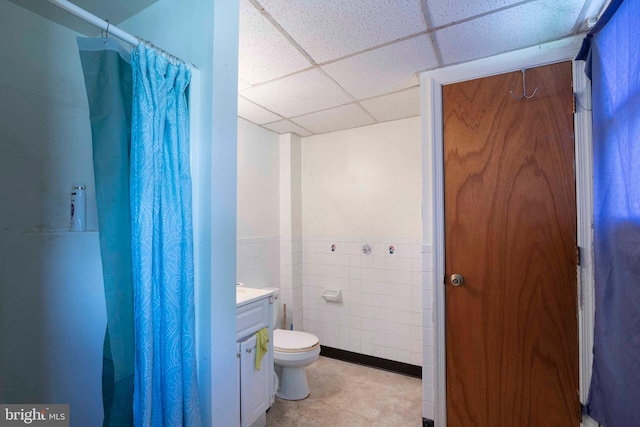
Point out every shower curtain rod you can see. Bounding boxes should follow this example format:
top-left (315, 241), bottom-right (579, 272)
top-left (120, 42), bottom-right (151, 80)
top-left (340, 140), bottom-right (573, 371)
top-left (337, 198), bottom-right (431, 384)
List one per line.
top-left (47, 0), bottom-right (195, 68)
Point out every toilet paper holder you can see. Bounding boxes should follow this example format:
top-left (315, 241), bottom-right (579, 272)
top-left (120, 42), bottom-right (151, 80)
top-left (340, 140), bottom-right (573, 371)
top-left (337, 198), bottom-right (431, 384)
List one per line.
top-left (321, 288), bottom-right (342, 302)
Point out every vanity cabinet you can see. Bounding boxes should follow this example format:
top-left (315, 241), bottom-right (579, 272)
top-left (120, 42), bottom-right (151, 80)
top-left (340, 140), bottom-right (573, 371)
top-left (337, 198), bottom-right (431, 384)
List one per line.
top-left (236, 288), bottom-right (275, 427)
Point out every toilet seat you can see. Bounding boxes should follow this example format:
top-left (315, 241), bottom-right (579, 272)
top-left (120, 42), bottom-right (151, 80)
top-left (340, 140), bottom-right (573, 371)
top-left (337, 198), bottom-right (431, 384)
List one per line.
top-left (274, 329), bottom-right (319, 353)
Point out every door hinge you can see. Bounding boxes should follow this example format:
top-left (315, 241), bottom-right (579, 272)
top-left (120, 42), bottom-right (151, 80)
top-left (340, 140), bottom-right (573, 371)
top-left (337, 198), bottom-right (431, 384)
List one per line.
top-left (576, 246), bottom-right (581, 266)
top-left (579, 401), bottom-right (587, 423)
top-left (572, 93), bottom-right (577, 114)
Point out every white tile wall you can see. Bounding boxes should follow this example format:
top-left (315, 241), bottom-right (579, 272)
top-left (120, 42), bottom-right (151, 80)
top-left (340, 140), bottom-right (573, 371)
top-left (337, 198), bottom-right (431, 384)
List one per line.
top-left (236, 236), bottom-right (305, 331)
top-left (279, 236), bottom-right (303, 329)
top-left (236, 236), bottom-right (280, 289)
top-left (302, 235), bottom-right (422, 365)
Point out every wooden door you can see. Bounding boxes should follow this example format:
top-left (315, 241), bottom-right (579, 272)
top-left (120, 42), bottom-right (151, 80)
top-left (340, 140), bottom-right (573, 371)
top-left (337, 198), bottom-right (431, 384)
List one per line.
top-left (443, 62), bottom-right (579, 426)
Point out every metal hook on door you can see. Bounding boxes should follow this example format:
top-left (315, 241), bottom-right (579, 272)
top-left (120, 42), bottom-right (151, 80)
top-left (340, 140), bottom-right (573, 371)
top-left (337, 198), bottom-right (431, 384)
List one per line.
top-left (510, 69), bottom-right (538, 100)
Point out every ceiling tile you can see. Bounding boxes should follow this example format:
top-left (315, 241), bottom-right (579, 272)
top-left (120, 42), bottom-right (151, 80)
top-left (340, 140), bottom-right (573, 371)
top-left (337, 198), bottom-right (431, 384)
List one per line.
top-left (291, 104), bottom-right (375, 135)
top-left (238, 96), bottom-right (282, 124)
top-left (257, 0), bottom-right (427, 63)
top-left (262, 120), bottom-right (313, 137)
top-left (435, 0), bottom-right (585, 66)
top-left (322, 35), bottom-right (437, 100)
top-left (241, 68), bottom-right (354, 117)
top-left (360, 87), bottom-right (421, 122)
top-left (239, 0), bottom-right (312, 85)
top-left (426, 0), bottom-right (521, 28)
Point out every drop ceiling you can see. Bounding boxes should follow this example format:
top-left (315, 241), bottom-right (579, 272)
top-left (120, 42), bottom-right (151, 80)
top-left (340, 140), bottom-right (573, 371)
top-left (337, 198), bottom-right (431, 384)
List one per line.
top-left (238, 0), bottom-right (606, 136)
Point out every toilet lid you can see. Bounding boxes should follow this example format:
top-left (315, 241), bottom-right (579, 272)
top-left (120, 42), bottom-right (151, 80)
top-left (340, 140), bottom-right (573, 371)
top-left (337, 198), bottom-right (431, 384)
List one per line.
top-left (274, 329), bottom-right (319, 352)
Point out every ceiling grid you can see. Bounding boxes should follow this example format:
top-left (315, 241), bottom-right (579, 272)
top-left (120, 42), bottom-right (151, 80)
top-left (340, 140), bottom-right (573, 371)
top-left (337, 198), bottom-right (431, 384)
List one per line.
top-left (237, 0), bottom-right (607, 136)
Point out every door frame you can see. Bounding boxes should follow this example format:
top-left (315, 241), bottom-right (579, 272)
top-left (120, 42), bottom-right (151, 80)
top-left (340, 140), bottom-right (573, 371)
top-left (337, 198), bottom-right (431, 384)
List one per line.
top-left (419, 35), bottom-right (596, 427)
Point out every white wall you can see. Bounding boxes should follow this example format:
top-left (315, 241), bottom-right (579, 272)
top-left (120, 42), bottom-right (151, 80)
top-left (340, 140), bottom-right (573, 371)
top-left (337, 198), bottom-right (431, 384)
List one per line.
top-left (237, 123), bottom-right (309, 330)
top-left (300, 117), bottom-right (423, 365)
top-left (236, 117), bottom-right (423, 364)
top-left (279, 133), bottom-right (303, 328)
top-left (236, 118), bottom-right (280, 290)
top-left (0, 1), bottom-right (105, 423)
top-left (302, 117), bottom-right (422, 238)
top-left (121, 0), bottom-right (239, 425)
top-left (237, 118), bottom-right (280, 239)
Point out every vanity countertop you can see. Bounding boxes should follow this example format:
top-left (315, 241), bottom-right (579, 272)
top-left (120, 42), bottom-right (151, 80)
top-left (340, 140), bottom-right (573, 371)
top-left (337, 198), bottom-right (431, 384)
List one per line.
top-left (236, 286), bottom-right (275, 308)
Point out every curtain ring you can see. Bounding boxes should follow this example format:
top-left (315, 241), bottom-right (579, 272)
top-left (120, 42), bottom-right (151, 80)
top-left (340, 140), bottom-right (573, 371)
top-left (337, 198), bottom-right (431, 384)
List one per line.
top-left (103, 20), bottom-right (110, 45)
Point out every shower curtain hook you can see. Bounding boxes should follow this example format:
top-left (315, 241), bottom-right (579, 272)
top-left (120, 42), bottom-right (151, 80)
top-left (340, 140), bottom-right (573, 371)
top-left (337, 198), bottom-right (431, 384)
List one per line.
top-left (103, 20), bottom-right (110, 45)
top-left (510, 69), bottom-right (538, 100)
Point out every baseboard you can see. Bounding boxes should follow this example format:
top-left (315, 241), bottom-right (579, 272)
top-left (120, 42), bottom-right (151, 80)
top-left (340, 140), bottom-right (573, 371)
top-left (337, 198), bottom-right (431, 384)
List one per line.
top-left (320, 346), bottom-right (422, 378)
top-left (423, 417), bottom-right (435, 427)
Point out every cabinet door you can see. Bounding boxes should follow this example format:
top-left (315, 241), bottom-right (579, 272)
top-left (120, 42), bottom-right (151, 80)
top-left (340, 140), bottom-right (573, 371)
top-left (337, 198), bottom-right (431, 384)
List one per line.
top-left (240, 334), bottom-right (269, 427)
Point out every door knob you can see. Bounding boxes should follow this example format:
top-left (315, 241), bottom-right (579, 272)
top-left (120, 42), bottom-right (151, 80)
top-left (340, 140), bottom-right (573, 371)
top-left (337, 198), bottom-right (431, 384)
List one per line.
top-left (450, 274), bottom-right (464, 286)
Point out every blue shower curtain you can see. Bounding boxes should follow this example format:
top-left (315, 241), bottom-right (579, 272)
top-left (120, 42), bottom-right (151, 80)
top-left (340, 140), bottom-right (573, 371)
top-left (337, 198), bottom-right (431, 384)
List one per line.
top-left (130, 43), bottom-right (201, 426)
top-left (80, 38), bottom-right (201, 426)
top-left (578, 0), bottom-right (640, 425)
top-left (78, 37), bottom-right (135, 427)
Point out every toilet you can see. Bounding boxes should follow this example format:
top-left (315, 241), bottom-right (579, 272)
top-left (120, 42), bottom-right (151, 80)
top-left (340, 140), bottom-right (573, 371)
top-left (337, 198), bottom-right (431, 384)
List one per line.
top-left (269, 289), bottom-right (320, 400)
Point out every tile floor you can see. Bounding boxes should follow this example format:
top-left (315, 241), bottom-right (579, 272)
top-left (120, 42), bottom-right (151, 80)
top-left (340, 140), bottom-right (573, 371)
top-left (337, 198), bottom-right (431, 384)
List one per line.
top-left (266, 356), bottom-right (423, 426)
